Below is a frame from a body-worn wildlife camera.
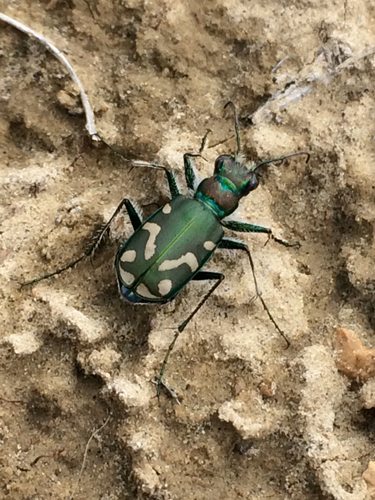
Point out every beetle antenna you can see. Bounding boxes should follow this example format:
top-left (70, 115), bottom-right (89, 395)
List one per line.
top-left (224, 101), bottom-right (241, 155)
top-left (251, 151), bottom-right (310, 172)
top-left (199, 129), bottom-right (212, 154)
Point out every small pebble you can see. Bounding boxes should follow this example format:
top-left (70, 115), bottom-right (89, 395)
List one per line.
top-left (333, 327), bottom-right (375, 382)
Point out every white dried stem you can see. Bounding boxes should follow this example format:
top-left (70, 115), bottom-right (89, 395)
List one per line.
top-left (250, 44), bottom-right (375, 126)
top-left (335, 46), bottom-right (375, 71)
top-left (70, 412), bottom-right (111, 500)
top-left (0, 13), bottom-right (98, 138)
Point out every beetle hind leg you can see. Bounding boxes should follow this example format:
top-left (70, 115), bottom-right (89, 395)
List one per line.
top-left (20, 198), bottom-right (142, 287)
top-left (157, 271), bottom-right (224, 398)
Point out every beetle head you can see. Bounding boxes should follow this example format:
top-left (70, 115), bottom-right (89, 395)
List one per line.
top-left (195, 102), bottom-right (309, 219)
top-left (214, 153), bottom-right (260, 197)
top-left (195, 152), bottom-right (260, 218)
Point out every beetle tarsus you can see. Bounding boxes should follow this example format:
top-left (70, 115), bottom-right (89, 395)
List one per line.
top-left (153, 376), bottom-right (181, 404)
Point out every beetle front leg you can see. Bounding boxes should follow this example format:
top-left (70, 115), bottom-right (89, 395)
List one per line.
top-left (221, 219), bottom-right (300, 248)
top-left (184, 129), bottom-right (211, 191)
top-left (20, 198), bottom-right (142, 287)
top-left (183, 154), bottom-right (200, 191)
top-left (218, 237), bottom-right (290, 347)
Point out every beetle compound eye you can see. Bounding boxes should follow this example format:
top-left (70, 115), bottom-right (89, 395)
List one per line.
top-left (241, 173), bottom-right (259, 195)
top-left (214, 156), bottom-right (225, 174)
top-left (214, 155), bottom-right (233, 174)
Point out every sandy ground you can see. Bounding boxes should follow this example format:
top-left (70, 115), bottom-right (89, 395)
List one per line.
top-left (1, 1), bottom-right (375, 499)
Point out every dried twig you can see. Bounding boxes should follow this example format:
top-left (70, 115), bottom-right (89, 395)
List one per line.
top-left (0, 395), bottom-right (25, 405)
top-left (0, 13), bottom-right (98, 139)
top-left (335, 46), bottom-right (375, 71)
top-left (30, 448), bottom-right (64, 467)
top-left (249, 44), bottom-right (375, 126)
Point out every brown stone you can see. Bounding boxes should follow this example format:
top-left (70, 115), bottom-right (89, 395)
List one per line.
top-left (363, 461), bottom-right (375, 498)
top-left (333, 327), bottom-right (375, 382)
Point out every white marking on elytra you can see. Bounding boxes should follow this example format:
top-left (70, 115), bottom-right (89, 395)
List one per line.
top-left (158, 279), bottom-right (172, 295)
top-left (136, 283), bottom-right (159, 299)
top-left (204, 241), bottom-right (215, 251)
top-left (162, 203), bottom-right (172, 214)
top-left (119, 268), bottom-right (135, 286)
top-left (120, 249), bottom-right (136, 262)
top-left (143, 222), bottom-right (161, 260)
top-left (159, 252), bottom-right (199, 272)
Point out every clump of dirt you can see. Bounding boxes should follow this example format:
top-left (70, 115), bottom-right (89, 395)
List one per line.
top-left (1, 1), bottom-right (375, 499)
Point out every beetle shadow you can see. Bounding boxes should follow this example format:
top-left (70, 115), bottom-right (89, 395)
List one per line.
top-left (92, 280), bottom-right (154, 362)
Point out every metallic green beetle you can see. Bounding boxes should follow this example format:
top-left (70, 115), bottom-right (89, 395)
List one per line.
top-left (22, 102), bottom-right (309, 397)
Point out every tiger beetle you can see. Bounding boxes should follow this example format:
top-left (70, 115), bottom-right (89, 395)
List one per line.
top-left (21, 102), bottom-right (309, 398)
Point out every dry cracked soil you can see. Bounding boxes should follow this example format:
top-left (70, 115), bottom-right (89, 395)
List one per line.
top-left (1, 1), bottom-right (375, 499)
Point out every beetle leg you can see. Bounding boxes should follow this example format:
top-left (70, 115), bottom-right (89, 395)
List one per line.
top-left (19, 254), bottom-right (88, 287)
top-left (94, 135), bottom-right (181, 199)
top-left (184, 129), bottom-right (211, 191)
top-left (162, 167), bottom-right (181, 199)
top-left (183, 154), bottom-right (200, 191)
top-left (221, 219), bottom-right (300, 248)
top-left (122, 199), bottom-right (143, 230)
top-left (147, 164), bottom-right (181, 199)
top-left (20, 198), bottom-right (142, 287)
top-left (157, 271), bottom-right (224, 397)
top-left (152, 376), bottom-right (181, 404)
top-left (87, 198), bottom-right (143, 260)
top-left (126, 160), bottom-right (181, 199)
top-left (218, 237), bottom-right (290, 348)
top-left (180, 271), bottom-right (224, 331)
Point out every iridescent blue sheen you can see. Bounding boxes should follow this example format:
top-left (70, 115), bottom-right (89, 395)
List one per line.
top-left (119, 284), bottom-right (147, 303)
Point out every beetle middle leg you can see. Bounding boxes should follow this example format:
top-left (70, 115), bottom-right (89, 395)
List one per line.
top-left (20, 198), bottom-right (142, 287)
top-left (130, 160), bottom-right (181, 199)
top-left (218, 237), bottom-right (290, 348)
top-left (96, 135), bottom-right (182, 199)
top-left (157, 271), bottom-right (224, 396)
